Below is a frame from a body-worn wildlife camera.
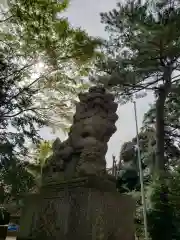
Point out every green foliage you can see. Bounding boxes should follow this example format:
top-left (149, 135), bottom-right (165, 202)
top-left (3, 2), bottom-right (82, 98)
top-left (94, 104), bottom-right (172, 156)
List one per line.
top-left (26, 140), bottom-right (53, 188)
top-left (0, 0), bottom-right (102, 132)
top-left (1, 0), bottom-right (101, 65)
top-left (130, 168), bottom-right (180, 240)
top-left (117, 125), bottom-right (180, 239)
top-left (0, 141), bottom-right (53, 203)
top-left (117, 141), bottom-right (140, 193)
top-left (116, 169), bottom-right (139, 193)
top-left (117, 122), bottom-right (180, 191)
top-left (147, 179), bottom-right (174, 240)
top-left (0, 160), bottom-right (34, 203)
top-left (146, 171), bottom-right (180, 240)
top-left (0, 45), bottom-right (44, 168)
top-left (117, 128), bottom-right (155, 194)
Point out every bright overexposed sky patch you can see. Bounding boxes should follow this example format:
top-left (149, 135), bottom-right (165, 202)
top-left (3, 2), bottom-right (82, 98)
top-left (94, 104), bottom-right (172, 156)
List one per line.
top-left (39, 0), bottom-right (154, 167)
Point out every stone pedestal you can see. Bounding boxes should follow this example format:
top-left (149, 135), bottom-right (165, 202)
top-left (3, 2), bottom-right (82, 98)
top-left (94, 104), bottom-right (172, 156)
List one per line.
top-left (17, 176), bottom-right (135, 240)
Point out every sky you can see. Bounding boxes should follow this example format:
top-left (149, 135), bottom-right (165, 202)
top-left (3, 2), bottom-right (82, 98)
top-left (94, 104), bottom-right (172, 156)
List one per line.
top-left (39, 0), bottom-right (154, 167)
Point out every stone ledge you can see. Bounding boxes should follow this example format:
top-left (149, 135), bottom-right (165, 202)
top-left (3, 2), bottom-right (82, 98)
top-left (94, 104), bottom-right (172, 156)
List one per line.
top-left (41, 174), bottom-right (117, 193)
top-left (17, 175), bottom-right (135, 240)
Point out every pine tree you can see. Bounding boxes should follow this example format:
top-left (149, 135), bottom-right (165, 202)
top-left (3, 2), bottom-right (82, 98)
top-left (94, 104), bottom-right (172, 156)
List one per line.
top-left (97, 0), bottom-right (180, 175)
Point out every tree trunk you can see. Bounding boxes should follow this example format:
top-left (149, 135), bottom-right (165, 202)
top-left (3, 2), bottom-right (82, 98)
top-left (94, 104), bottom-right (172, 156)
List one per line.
top-left (156, 87), bottom-right (166, 172)
top-left (155, 67), bottom-right (172, 174)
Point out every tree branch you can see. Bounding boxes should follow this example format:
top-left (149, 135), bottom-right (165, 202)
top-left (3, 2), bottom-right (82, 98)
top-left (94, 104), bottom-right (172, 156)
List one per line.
top-left (5, 74), bottom-right (46, 107)
top-left (2, 107), bottom-right (49, 118)
top-left (0, 15), bottom-right (13, 23)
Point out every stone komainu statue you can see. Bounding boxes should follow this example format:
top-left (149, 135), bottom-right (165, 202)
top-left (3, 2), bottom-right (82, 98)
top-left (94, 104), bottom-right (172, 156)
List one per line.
top-left (43, 86), bottom-right (118, 182)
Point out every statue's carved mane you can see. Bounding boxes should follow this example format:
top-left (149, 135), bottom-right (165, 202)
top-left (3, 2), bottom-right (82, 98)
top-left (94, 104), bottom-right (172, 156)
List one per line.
top-left (43, 86), bottom-right (118, 182)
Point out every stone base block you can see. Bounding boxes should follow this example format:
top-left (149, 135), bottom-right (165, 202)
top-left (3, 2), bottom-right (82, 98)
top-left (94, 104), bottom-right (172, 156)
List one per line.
top-left (17, 176), bottom-right (135, 240)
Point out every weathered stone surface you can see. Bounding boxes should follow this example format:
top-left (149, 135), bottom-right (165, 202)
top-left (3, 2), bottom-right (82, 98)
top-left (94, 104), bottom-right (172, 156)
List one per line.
top-left (17, 177), bottom-right (135, 240)
top-left (43, 87), bottom-right (118, 182)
